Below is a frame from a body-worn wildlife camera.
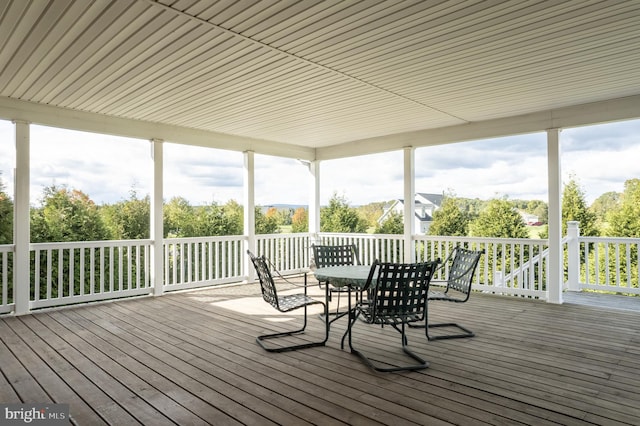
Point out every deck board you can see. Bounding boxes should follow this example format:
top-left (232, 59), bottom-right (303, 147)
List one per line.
top-left (1, 280), bottom-right (640, 425)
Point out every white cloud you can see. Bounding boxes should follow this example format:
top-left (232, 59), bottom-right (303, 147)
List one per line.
top-left (562, 120), bottom-right (640, 202)
top-left (321, 151), bottom-right (404, 205)
top-left (0, 118), bottom-right (639, 207)
top-left (163, 143), bottom-right (243, 205)
top-left (413, 135), bottom-right (550, 202)
top-left (29, 125), bottom-right (151, 204)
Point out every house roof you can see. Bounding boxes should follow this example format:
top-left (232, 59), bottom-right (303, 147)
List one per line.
top-left (379, 193), bottom-right (443, 223)
top-left (416, 193), bottom-right (444, 207)
top-left (1, 0), bottom-right (639, 161)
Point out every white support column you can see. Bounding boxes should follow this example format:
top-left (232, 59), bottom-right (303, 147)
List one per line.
top-left (547, 128), bottom-right (563, 304)
top-left (13, 120), bottom-right (30, 315)
top-left (308, 160), bottom-right (320, 244)
top-left (403, 147), bottom-right (415, 263)
top-left (150, 139), bottom-right (164, 297)
top-left (244, 151), bottom-right (255, 281)
top-left (566, 221), bottom-right (580, 292)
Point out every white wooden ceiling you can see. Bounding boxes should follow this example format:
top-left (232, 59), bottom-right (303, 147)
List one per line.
top-left (1, 0), bottom-right (639, 160)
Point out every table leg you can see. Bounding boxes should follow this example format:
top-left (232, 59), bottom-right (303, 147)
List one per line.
top-left (322, 285), bottom-right (350, 327)
top-left (340, 285), bottom-right (355, 350)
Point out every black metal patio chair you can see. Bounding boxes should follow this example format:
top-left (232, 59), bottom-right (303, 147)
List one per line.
top-left (346, 260), bottom-right (438, 372)
top-left (248, 250), bottom-right (329, 352)
top-left (311, 243), bottom-right (361, 321)
top-left (416, 246), bottom-right (484, 341)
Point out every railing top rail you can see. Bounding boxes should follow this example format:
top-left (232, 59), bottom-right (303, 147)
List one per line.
top-left (256, 233), bottom-right (310, 238)
top-left (0, 244), bottom-right (14, 252)
top-left (318, 232), bottom-right (404, 240)
top-left (413, 235), bottom-right (549, 245)
top-left (578, 236), bottom-right (640, 243)
top-left (164, 235), bottom-right (246, 243)
top-left (30, 239), bottom-right (153, 249)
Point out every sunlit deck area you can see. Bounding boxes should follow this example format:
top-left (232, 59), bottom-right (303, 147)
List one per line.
top-left (2, 278), bottom-right (639, 425)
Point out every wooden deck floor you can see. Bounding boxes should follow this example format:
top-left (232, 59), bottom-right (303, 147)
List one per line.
top-left (1, 280), bottom-right (640, 425)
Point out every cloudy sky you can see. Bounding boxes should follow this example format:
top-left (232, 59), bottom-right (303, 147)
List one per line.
top-left (0, 118), bottom-right (639, 207)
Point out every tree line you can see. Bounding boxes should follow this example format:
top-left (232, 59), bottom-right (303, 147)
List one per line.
top-left (372, 178), bottom-right (640, 239)
top-left (0, 184), bottom-right (285, 244)
top-left (1, 177), bottom-right (639, 245)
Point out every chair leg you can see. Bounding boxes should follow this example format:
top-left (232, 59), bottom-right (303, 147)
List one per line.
top-left (348, 320), bottom-right (429, 372)
top-left (257, 304), bottom-right (329, 352)
top-left (425, 322), bottom-right (475, 341)
top-left (409, 302), bottom-right (475, 341)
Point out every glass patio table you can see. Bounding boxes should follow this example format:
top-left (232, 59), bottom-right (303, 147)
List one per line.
top-left (312, 264), bottom-right (377, 338)
top-left (313, 262), bottom-right (438, 349)
top-left (312, 265), bottom-right (376, 290)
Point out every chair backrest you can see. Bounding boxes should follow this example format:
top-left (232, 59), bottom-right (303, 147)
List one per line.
top-left (371, 261), bottom-right (438, 322)
top-left (359, 260), bottom-right (381, 297)
top-left (444, 247), bottom-right (484, 298)
top-left (312, 244), bottom-right (360, 268)
top-left (247, 250), bottom-right (280, 310)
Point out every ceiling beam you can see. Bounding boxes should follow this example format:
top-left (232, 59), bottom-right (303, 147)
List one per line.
top-left (0, 96), bottom-right (315, 160)
top-left (316, 95), bottom-right (640, 160)
top-left (2, 94), bottom-right (639, 163)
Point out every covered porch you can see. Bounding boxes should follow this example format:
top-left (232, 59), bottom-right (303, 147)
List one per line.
top-left (1, 1), bottom-right (640, 422)
top-left (2, 278), bottom-right (639, 425)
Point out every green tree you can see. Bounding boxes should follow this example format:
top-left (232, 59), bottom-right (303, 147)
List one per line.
top-left (29, 185), bottom-right (111, 299)
top-left (291, 207), bottom-right (308, 233)
top-left (262, 206), bottom-right (292, 229)
top-left (223, 199), bottom-right (243, 231)
top-left (469, 198), bottom-right (528, 238)
top-left (604, 179), bottom-right (640, 289)
top-left (468, 198), bottom-right (529, 286)
top-left (31, 185), bottom-right (108, 242)
top-left (194, 202), bottom-right (242, 236)
top-left (374, 211), bottom-right (403, 234)
top-left (357, 201), bottom-right (387, 229)
top-left (255, 207), bottom-right (280, 234)
top-left (275, 208), bottom-right (293, 227)
top-left (320, 193), bottom-right (367, 233)
top-left (562, 178), bottom-right (598, 236)
top-left (608, 179), bottom-right (640, 237)
top-left (101, 191), bottom-right (150, 239)
top-left (589, 191), bottom-right (620, 233)
top-left (0, 175), bottom-right (12, 302)
top-left (429, 197), bottom-right (469, 236)
top-left (164, 197), bottom-right (197, 237)
top-left (457, 197), bottom-right (485, 219)
top-left (0, 176), bottom-right (12, 244)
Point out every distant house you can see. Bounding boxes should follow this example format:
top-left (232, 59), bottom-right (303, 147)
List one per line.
top-left (518, 210), bottom-right (541, 226)
top-left (378, 193), bottom-right (444, 234)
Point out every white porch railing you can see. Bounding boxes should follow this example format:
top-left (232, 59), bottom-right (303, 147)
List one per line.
top-left (415, 235), bottom-right (550, 299)
top-left (574, 236), bottom-right (640, 295)
top-left (255, 233), bottom-right (310, 274)
top-left (316, 232), bottom-right (406, 264)
top-left (0, 227), bottom-right (638, 315)
top-left (163, 236), bottom-right (246, 291)
top-left (565, 222), bottom-right (640, 295)
top-left (29, 240), bottom-right (152, 310)
top-left (0, 244), bottom-right (13, 314)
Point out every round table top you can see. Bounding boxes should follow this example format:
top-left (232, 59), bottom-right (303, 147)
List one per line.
top-left (312, 265), bottom-right (375, 289)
